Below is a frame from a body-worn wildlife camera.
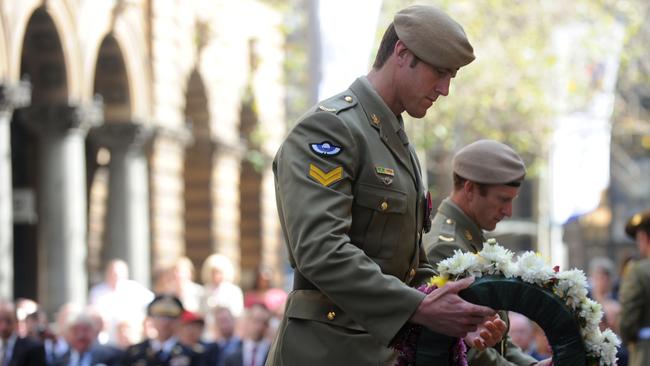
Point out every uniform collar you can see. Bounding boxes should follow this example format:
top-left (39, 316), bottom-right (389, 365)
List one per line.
top-left (350, 77), bottom-right (416, 183)
top-left (439, 197), bottom-right (485, 249)
top-left (351, 77), bottom-right (403, 134)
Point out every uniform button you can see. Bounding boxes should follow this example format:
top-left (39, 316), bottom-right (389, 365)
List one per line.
top-left (380, 201), bottom-right (388, 211)
top-left (446, 218), bottom-right (453, 224)
top-left (344, 95), bottom-right (353, 103)
top-left (327, 311), bottom-right (336, 321)
top-left (409, 268), bottom-right (416, 277)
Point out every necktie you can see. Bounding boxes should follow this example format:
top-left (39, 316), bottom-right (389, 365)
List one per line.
top-left (396, 128), bottom-right (410, 146)
top-left (77, 352), bottom-right (86, 366)
top-left (250, 343), bottom-right (258, 366)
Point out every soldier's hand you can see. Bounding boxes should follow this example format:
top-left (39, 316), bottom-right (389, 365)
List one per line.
top-left (463, 314), bottom-right (507, 350)
top-left (536, 358), bottom-right (552, 366)
top-left (410, 276), bottom-right (496, 338)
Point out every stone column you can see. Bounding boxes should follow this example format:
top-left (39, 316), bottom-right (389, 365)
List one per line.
top-left (148, 126), bottom-right (192, 270)
top-left (92, 122), bottom-right (153, 287)
top-left (24, 101), bottom-right (103, 314)
top-left (211, 138), bottom-right (244, 281)
top-left (0, 81), bottom-right (31, 300)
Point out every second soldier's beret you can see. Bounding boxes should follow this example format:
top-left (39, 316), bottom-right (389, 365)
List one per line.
top-left (147, 294), bottom-right (184, 318)
top-left (453, 139), bottom-right (526, 185)
top-left (394, 5), bottom-right (474, 70)
top-left (625, 209), bottom-right (650, 239)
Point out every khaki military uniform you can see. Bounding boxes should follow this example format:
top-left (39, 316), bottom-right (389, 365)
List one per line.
top-left (620, 258), bottom-right (650, 366)
top-left (266, 77), bottom-right (434, 366)
top-left (425, 198), bottom-right (538, 366)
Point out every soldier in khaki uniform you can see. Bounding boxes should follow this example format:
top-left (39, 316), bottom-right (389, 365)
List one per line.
top-left (425, 140), bottom-right (550, 366)
top-left (267, 5), bottom-right (505, 366)
top-left (620, 209), bottom-right (650, 366)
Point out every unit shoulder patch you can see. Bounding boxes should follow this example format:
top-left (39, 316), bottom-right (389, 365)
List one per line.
top-left (310, 141), bottom-right (342, 156)
top-left (309, 163), bottom-right (343, 187)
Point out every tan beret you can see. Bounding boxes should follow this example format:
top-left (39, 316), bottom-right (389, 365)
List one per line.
top-left (394, 5), bottom-right (474, 70)
top-left (625, 209), bottom-right (650, 238)
top-left (453, 140), bottom-right (526, 184)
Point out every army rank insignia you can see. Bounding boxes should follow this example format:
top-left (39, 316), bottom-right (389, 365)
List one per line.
top-left (309, 164), bottom-right (343, 187)
top-left (375, 166), bottom-right (394, 185)
top-left (310, 141), bottom-right (342, 156)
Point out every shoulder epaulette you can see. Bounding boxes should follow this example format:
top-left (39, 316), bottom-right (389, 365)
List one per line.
top-left (317, 94), bottom-right (358, 114)
top-left (438, 217), bottom-right (456, 242)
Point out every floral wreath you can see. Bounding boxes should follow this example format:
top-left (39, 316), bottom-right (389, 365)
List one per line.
top-left (393, 239), bottom-right (620, 366)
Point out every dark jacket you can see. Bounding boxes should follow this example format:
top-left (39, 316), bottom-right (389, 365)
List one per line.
top-left (52, 344), bottom-right (124, 366)
top-left (5, 336), bottom-right (46, 366)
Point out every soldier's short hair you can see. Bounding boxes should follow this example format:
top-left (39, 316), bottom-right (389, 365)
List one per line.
top-left (373, 23), bottom-right (399, 69)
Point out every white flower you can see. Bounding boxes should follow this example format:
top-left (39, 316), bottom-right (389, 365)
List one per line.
top-left (579, 298), bottom-right (603, 334)
top-left (437, 250), bottom-right (481, 278)
top-left (584, 329), bottom-right (619, 366)
top-left (554, 269), bottom-right (589, 310)
top-left (501, 261), bottom-right (518, 278)
top-left (599, 329), bottom-right (620, 365)
top-left (514, 252), bottom-right (554, 285)
top-left (478, 241), bottom-right (514, 275)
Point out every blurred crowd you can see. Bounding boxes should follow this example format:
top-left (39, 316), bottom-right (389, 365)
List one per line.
top-left (1, 255), bottom-right (287, 366)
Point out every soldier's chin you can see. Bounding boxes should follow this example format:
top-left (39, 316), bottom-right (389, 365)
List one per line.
top-left (483, 222), bottom-right (498, 231)
top-left (406, 108), bottom-right (427, 119)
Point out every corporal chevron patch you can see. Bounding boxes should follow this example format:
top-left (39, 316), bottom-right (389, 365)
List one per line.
top-left (308, 164), bottom-right (343, 187)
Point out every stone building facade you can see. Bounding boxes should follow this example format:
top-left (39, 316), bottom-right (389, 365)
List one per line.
top-left (0, 0), bottom-right (286, 315)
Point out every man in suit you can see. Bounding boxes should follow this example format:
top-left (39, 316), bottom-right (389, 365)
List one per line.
top-left (268, 5), bottom-right (506, 365)
top-left (206, 306), bottom-right (240, 366)
top-left (620, 209), bottom-right (650, 366)
top-left (425, 139), bottom-right (551, 366)
top-left (0, 300), bottom-right (45, 366)
top-left (54, 309), bottom-right (124, 366)
top-left (123, 294), bottom-right (199, 366)
top-left (224, 304), bottom-right (271, 366)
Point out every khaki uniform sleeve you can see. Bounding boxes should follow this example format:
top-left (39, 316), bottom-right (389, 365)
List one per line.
top-left (619, 262), bottom-right (647, 345)
top-left (503, 337), bottom-right (539, 366)
top-left (467, 337), bottom-right (537, 366)
top-left (275, 111), bottom-right (424, 346)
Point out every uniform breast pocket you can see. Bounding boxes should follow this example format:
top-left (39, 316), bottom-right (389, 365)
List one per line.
top-left (352, 183), bottom-right (407, 258)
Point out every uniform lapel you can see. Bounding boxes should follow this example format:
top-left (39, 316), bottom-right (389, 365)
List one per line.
top-left (349, 78), bottom-right (418, 185)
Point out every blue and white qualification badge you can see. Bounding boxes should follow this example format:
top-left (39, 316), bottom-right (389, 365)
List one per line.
top-left (310, 141), bottom-right (342, 156)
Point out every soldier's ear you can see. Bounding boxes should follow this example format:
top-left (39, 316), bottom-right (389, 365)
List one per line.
top-left (394, 41), bottom-right (409, 66)
top-left (463, 181), bottom-right (476, 200)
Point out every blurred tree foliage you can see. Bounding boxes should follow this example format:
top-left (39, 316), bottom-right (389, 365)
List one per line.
top-left (377, 0), bottom-right (647, 179)
top-left (612, 2), bottom-right (650, 159)
top-left (260, 0), bottom-right (648, 179)
top-left (260, 0), bottom-right (312, 124)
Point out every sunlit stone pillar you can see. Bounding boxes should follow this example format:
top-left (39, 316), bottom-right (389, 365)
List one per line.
top-left (25, 101), bottom-right (103, 314)
top-left (0, 80), bottom-right (31, 300)
top-left (93, 122), bottom-right (153, 287)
